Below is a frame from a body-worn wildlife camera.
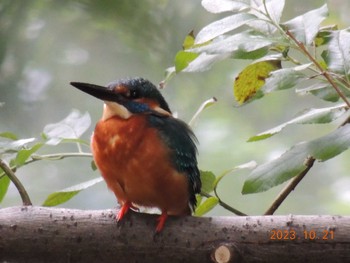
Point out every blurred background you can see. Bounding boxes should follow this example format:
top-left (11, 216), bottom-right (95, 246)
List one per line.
top-left (1, 0), bottom-right (349, 216)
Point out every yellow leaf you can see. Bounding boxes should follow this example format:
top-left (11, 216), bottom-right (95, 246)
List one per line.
top-left (183, 30), bottom-right (195, 50)
top-left (182, 30), bottom-right (211, 50)
top-left (234, 60), bottom-right (281, 104)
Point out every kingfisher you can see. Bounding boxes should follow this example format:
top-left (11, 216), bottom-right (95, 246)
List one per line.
top-left (70, 78), bottom-right (201, 232)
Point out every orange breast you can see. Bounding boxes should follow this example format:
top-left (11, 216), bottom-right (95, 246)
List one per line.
top-left (91, 115), bottom-right (190, 215)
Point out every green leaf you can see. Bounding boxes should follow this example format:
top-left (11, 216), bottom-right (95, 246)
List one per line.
top-left (315, 29), bottom-right (334, 47)
top-left (195, 13), bottom-right (257, 44)
top-left (296, 83), bottom-right (338, 102)
top-left (192, 31), bottom-right (273, 55)
top-left (43, 192), bottom-right (79, 207)
top-left (43, 110), bottom-right (91, 145)
top-left (43, 177), bottom-right (103, 206)
top-left (0, 138), bottom-right (36, 151)
top-left (283, 4), bottom-right (328, 45)
top-left (243, 124), bottom-right (350, 194)
top-left (325, 29), bottom-right (350, 75)
top-left (195, 194), bottom-right (203, 207)
top-left (231, 47), bottom-right (269, 60)
top-left (248, 0), bottom-right (285, 33)
top-left (0, 173), bottom-right (10, 203)
top-left (181, 53), bottom-right (230, 73)
top-left (201, 0), bottom-right (249, 14)
top-left (262, 64), bottom-right (310, 93)
top-left (0, 132), bottom-right (18, 140)
top-left (310, 125), bottom-right (350, 161)
top-left (310, 86), bottom-right (339, 102)
top-left (296, 82), bottom-right (350, 102)
top-left (200, 170), bottom-right (216, 193)
top-left (194, 196), bottom-right (219, 216)
top-left (91, 160), bottom-right (97, 171)
top-left (174, 51), bottom-right (199, 73)
top-left (14, 143), bottom-right (44, 167)
top-left (248, 104), bottom-right (348, 142)
top-left (261, 0), bottom-right (285, 24)
top-left (234, 60), bottom-right (281, 104)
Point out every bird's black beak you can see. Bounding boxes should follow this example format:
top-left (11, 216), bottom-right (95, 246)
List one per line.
top-left (70, 82), bottom-right (122, 102)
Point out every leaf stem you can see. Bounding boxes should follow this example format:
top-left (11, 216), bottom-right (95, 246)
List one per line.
top-left (264, 157), bottom-right (315, 215)
top-left (0, 152), bottom-right (93, 179)
top-left (285, 30), bottom-right (350, 108)
top-left (76, 142), bottom-right (83, 153)
top-left (201, 191), bottom-right (247, 216)
top-left (30, 152), bottom-right (93, 161)
top-left (0, 158), bottom-right (32, 206)
top-left (262, 0), bottom-right (269, 21)
top-left (333, 74), bottom-right (350, 90)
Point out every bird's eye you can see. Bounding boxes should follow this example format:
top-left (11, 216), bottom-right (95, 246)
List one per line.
top-left (129, 89), bottom-right (139, 99)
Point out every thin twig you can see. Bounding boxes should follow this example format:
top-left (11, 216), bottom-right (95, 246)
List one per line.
top-left (188, 97), bottom-right (217, 127)
top-left (264, 157), bottom-right (315, 215)
top-left (286, 30), bottom-right (350, 108)
top-left (201, 191), bottom-right (247, 216)
top-left (0, 158), bottom-right (32, 206)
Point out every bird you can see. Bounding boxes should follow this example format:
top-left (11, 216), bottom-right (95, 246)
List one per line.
top-left (70, 78), bottom-right (201, 232)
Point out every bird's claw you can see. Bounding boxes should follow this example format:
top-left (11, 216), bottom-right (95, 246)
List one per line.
top-left (155, 212), bottom-right (168, 233)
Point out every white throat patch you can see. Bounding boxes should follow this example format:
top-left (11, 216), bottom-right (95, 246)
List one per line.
top-left (102, 101), bottom-right (132, 121)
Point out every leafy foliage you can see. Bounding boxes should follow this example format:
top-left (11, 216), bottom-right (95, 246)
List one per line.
top-left (283, 4), bottom-right (328, 44)
top-left (248, 104), bottom-right (348, 141)
top-left (43, 178), bottom-right (103, 207)
top-left (195, 162), bottom-right (256, 216)
top-left (166, 0), bottom-right (350, 206)
top-left (325, 29), bottom-right (350, 74)
top-left (0, 110), bottom-right (93, 206)
top-left (43, 110), bottom-right (91, 145)
top-left (243, 124), bottom-right (350, 194)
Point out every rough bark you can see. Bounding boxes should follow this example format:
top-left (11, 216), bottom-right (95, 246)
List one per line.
top-left (0, 206), bottom-right (349, 263)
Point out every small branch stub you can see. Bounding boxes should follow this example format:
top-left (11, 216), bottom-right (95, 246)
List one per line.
top-left (212, 243), bottom-right (239, 263)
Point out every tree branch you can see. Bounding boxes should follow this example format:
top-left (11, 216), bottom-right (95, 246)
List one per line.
top-left (1, 206), bottom-right (350, 263)
top-left (264, 157), bottom-right (315, 215)
top-left (0, 159), bottom-right (32, 206)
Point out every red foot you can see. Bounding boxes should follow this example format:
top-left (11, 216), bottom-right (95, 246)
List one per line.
top-left (117, 202), bottom-right (131, 221)
top-left (156, 212), bottom-right (168, 233)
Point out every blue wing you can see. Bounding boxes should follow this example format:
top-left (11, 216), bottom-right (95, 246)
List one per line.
top-left (148, 115), bottom-right (201, 210)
